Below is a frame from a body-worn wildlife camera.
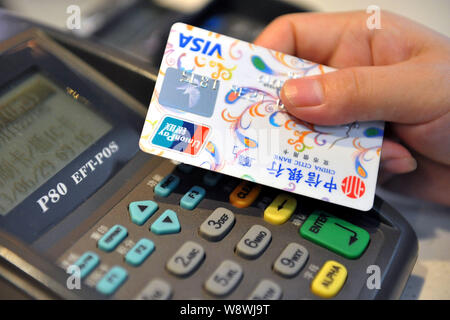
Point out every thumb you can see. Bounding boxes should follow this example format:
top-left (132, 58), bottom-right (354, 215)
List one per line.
top-left (281, 62), bottom-right (446, 125)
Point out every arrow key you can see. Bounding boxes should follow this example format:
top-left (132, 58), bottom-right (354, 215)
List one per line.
top-left (264, 194), bottom-right (297, 225)
top-left (129, 200), bottom-right (158, 225)
top-left (151, 209), bottom-right (181, 235)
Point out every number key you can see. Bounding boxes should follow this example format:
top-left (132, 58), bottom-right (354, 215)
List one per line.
top-left (204, 260), bottom-right (243, 297)
top-left (199, 207), bottom-right (235, 241)
top-left (236, 225), bottom-right (271, 259)
top-left (166, 241), bottom-right (205, 277)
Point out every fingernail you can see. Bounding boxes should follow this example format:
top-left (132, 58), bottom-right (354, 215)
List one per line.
top-left (381, 157), bottom-right (417, 174)
top-left (282, 78), bottom-right (324, 107)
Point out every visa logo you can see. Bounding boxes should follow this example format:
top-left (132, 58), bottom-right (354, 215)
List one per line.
top-left (179, 33), bottom-right (222, 57)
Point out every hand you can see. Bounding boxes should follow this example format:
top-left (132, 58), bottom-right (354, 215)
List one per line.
top-left (254, 11), bottom-right (450, 206)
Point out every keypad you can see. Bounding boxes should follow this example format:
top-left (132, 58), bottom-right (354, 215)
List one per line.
top-left (236, 225), bottom-right (271, 259)
top-left (62, 168), bottom-right (371, 299)
top-left (204, 260), bottom-right (243, 297)
top-left (166, 241), bottom-right (205, 277)
top-left (199, 207), bottom-right (235, 241)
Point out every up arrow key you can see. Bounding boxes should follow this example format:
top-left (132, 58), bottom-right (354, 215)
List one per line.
top-left (129, 201), bottom-right (158, 226)
top-left (163, 216), bottom-right (173, 223)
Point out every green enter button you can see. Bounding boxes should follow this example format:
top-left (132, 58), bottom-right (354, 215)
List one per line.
top-left (299, 211), bottom-right (370, 259)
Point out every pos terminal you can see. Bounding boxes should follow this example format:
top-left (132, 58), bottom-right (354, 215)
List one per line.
top-left (0, 18), bottom-right (418, 300)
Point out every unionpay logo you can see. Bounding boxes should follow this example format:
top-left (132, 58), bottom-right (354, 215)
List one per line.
top-left (152, 116), bottom-right (210, 156)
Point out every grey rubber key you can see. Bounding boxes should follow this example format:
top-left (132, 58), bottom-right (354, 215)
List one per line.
top-left (236, 225), bottom-right (271, 259)
top-left (273, 242), bottom-right (309, 277)
top-left (204, 260), bottom-right (243, 297)
top-left (135, 278), bottom-right (172, 300)
top-left (199, 207), bottom-right (235, 241)
top-left (166, 241), bottom-right (205, 277)
top-left (248, 279), bottom-right (283, 300)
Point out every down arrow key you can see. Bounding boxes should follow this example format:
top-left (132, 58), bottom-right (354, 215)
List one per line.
top-left (151, 209), bottom-right (181, 235)
top-left (264, 194), bottom-right (297, 225)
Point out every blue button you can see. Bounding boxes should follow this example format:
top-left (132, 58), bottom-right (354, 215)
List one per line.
top-left (180, 186), bottom-right (206, 210)
top-left (154, 174), bottom-right (180, 197)
top-left (177, 163), bottom-right (193, 174)
top-left (98, 225), bottom-right (128, 252)
top-left (125, 238), bottom-right (155, 266)
top-left (203, 172), bottom-right (221, 187)
top-left (129, 201), bottom-right (158, 225)
top-left (73, 251), bottom-right (100, 279)
top-left (96, 266), bottom-right (128, 295)
top-left (150, 210), bottom-right (180, 235)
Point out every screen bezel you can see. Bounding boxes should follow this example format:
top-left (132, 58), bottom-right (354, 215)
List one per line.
top-left (0, 32), bottom-right (145, 243)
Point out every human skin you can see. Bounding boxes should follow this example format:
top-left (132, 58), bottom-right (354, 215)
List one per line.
top-left (254, 11), bottom-right (450, 206)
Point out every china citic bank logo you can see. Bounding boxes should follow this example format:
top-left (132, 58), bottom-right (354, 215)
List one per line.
top-left (341, 176), bottom-right (366, 199)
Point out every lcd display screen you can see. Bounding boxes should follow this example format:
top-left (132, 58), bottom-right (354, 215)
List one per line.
top-left (0, 73), bottom-right (112, 215)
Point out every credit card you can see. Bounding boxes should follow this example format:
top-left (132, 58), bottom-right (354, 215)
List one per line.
top-left (139, 23), bottom-right (384, 211)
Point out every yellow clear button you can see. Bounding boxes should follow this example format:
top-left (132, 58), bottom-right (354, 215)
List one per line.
top-left (311, 260), bottom-right (347, 298)
top-left (264, 194), bottom-right (297, 225)
top-left (229, 181), bottom-right (261, 208)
